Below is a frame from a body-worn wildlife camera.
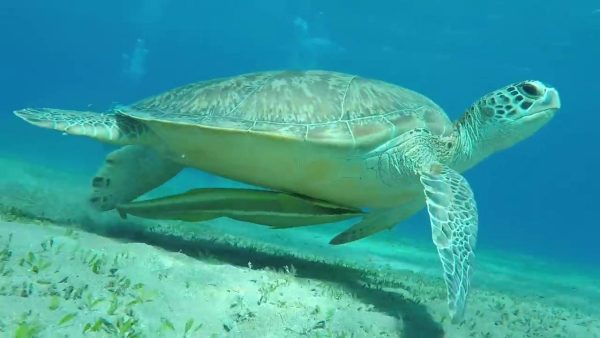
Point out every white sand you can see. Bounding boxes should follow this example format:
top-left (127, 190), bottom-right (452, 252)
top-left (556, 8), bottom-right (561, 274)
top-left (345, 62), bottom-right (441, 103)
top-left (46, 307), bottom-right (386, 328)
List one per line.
top-left (0, 221), bottom-right (403, 337)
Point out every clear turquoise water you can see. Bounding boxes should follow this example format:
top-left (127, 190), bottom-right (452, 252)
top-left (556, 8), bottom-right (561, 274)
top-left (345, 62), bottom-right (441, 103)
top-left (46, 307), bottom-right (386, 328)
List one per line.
top-left (0, 2), bottom-right (599, 337)
top-left (2, 1), bottom-right (598, 266)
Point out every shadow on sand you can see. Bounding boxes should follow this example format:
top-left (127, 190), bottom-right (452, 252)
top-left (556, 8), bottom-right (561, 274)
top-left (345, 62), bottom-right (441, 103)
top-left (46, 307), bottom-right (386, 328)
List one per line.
top-left (97, 221), bottom-right (445, 338)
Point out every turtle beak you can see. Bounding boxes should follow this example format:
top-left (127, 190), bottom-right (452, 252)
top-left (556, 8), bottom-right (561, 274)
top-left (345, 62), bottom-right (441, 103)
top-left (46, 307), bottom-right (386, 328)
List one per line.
top-left (540, 87), bottom-right (560, 119)
top-left (543, 87), bottom-right (561, 110)
top-left (522, 86), bottom-right (560, 123)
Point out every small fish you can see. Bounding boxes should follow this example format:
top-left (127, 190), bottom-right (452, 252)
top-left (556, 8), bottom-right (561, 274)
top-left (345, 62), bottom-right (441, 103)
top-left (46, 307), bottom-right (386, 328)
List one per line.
top-left (117, 188), bottom-right (364, 228)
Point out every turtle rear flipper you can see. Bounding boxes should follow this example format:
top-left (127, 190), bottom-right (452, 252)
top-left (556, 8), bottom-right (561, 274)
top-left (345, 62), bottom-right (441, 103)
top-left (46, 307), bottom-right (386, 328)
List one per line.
top-left (90, 145), bottom-right (182, 211)
top-left (14, 108), bottom-right (152, 145)
top-left (329, 199), bottom-right (424, 245)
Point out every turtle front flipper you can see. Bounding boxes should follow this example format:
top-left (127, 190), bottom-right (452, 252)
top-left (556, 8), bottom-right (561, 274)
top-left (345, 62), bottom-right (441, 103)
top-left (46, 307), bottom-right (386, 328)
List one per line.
top-left (419, 164), bottom-right (478, 323)
top-left (14, 108), bottom-right (151, 145)
top-left (90, 146), bottom-right (183, 211)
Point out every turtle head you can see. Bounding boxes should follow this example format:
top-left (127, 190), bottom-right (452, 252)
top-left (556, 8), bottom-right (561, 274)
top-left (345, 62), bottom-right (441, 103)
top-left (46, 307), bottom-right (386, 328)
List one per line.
top-left (475, 80), bottom-right (560, 148)
top-left (456, 81), bottom-right (560, 168)
top-left (454, 81), bottom-right (560, 168)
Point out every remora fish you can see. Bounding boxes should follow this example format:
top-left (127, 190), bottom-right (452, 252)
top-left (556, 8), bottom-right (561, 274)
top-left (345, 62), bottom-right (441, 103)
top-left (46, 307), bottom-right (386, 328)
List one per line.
top-left (117, 188), bottom-right (364, 227)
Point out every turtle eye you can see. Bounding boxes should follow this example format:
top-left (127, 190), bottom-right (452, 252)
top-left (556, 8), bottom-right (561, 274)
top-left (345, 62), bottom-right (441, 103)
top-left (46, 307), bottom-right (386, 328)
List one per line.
top-left (520, 82), bottom-right (543, 98)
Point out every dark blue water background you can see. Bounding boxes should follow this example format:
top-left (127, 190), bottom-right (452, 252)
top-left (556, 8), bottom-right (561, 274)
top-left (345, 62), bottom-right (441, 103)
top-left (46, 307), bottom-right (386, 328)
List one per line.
top-left (0, 1), bottom-right (598, 267)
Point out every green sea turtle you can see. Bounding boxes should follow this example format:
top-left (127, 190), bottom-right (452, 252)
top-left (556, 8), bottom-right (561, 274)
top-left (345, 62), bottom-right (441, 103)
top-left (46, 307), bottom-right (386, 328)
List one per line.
top-left (14, 70), bottom-right (560, 321)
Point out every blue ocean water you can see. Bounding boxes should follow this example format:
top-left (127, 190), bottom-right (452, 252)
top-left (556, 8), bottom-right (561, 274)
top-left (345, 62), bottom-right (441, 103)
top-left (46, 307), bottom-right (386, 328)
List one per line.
top-left (0, 0), bottom-right (598, 273)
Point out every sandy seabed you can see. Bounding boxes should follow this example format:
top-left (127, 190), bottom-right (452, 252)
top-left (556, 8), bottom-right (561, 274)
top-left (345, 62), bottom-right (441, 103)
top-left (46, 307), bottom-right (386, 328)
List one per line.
top-left (0, 156), bottom-right (598, 338)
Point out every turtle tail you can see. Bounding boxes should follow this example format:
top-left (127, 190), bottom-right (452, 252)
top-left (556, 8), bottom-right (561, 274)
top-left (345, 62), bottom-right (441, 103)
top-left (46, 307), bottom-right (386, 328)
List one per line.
top-left (14, 108), bottom-right (152, 145)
